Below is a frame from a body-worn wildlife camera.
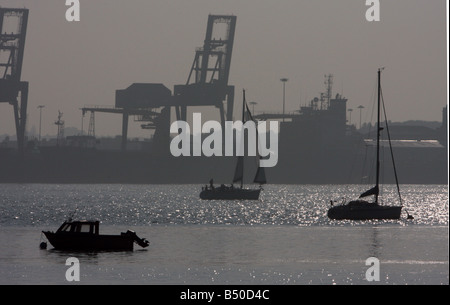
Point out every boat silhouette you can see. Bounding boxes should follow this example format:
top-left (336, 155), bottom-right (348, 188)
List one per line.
top-left (328, 69), bottom-right (413, 220)
top-left (200, 90), bottom-right (266, 200)
top-left (42, 219), bottom-right (149, 251)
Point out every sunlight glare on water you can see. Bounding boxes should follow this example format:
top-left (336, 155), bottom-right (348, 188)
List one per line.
top-left (0, 184), bottom-right (447, 227)
top-left (0, 184), bottom-right (447, 285)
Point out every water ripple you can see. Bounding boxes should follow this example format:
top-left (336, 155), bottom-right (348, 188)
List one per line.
top-left (0, 184), bottom-right (447, 227)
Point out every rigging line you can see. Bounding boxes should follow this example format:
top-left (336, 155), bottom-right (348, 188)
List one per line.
top-left (380, 87), bottom-right (402, 206)
top-left (344, 133), bottom-right (365, 185)
top-left (361, 77), bottom-right (379, 186)
top-left (380, 141), bottom-right (385, 203)
top-left (360, 142), bottom-right (370, 184)
top-left (345, 144), bottom-right (358, 184)
top-left (365, 77), bottom-right (378, 140)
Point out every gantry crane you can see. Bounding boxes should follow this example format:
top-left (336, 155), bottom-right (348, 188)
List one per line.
top-left (174, 15), bottom-right (236, 123)
top-left (0, 8), bottom-right (29, 155)
top-left (82, 15), bottom-right (237, 152)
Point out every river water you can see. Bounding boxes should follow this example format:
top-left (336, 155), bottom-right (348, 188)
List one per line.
top-left (0, 184), bottom-right (448, 285)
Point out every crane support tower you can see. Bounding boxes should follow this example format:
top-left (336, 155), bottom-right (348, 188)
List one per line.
top-left (0, 8), bottom-right (29, 155)
top-left (174, 15), bottom-right (236, 123)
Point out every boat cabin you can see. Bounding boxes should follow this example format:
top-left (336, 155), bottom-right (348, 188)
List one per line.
top-left (56, 220), bottom-right (100, 235)
top-left (346, 200), bottom-right (379, 207)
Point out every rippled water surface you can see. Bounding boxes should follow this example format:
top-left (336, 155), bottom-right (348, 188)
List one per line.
top-left (0, 184), bottom-right (447, 226)
top-left (0, 184), bottom-right (448, 285)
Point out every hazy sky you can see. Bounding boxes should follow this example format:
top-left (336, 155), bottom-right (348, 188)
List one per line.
top-left (0, 0), bottom-right (447, 138)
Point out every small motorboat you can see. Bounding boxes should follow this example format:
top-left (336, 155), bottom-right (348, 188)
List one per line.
top-left (42, 220), bottom-right (149, 251)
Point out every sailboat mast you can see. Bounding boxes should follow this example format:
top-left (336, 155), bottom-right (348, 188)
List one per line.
top-left (375, 69), bottom-right (381, 204)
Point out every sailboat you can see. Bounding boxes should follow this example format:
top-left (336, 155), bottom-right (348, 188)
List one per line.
top-left (327, 68), bottom-right (409, 220)
top-left (200, 90), bottom-right (266, 200)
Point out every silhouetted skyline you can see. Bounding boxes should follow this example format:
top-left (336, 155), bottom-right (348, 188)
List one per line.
top-left (0, 0), bottom-right (447, 139)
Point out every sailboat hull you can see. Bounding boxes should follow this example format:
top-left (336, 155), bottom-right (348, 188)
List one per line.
top-left (200, 188), bottom-right (261, 200)
top-left (327, 202), bottom-right (402, 220)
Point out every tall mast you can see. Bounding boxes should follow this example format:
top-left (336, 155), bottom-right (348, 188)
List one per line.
top-left (375, 69), bottom-right (381, 204)
top-left (241, 89), bottom-right (246, 189)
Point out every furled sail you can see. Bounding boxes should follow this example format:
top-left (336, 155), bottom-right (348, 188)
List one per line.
top-left (359, 185), bottom-right (379, 198)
